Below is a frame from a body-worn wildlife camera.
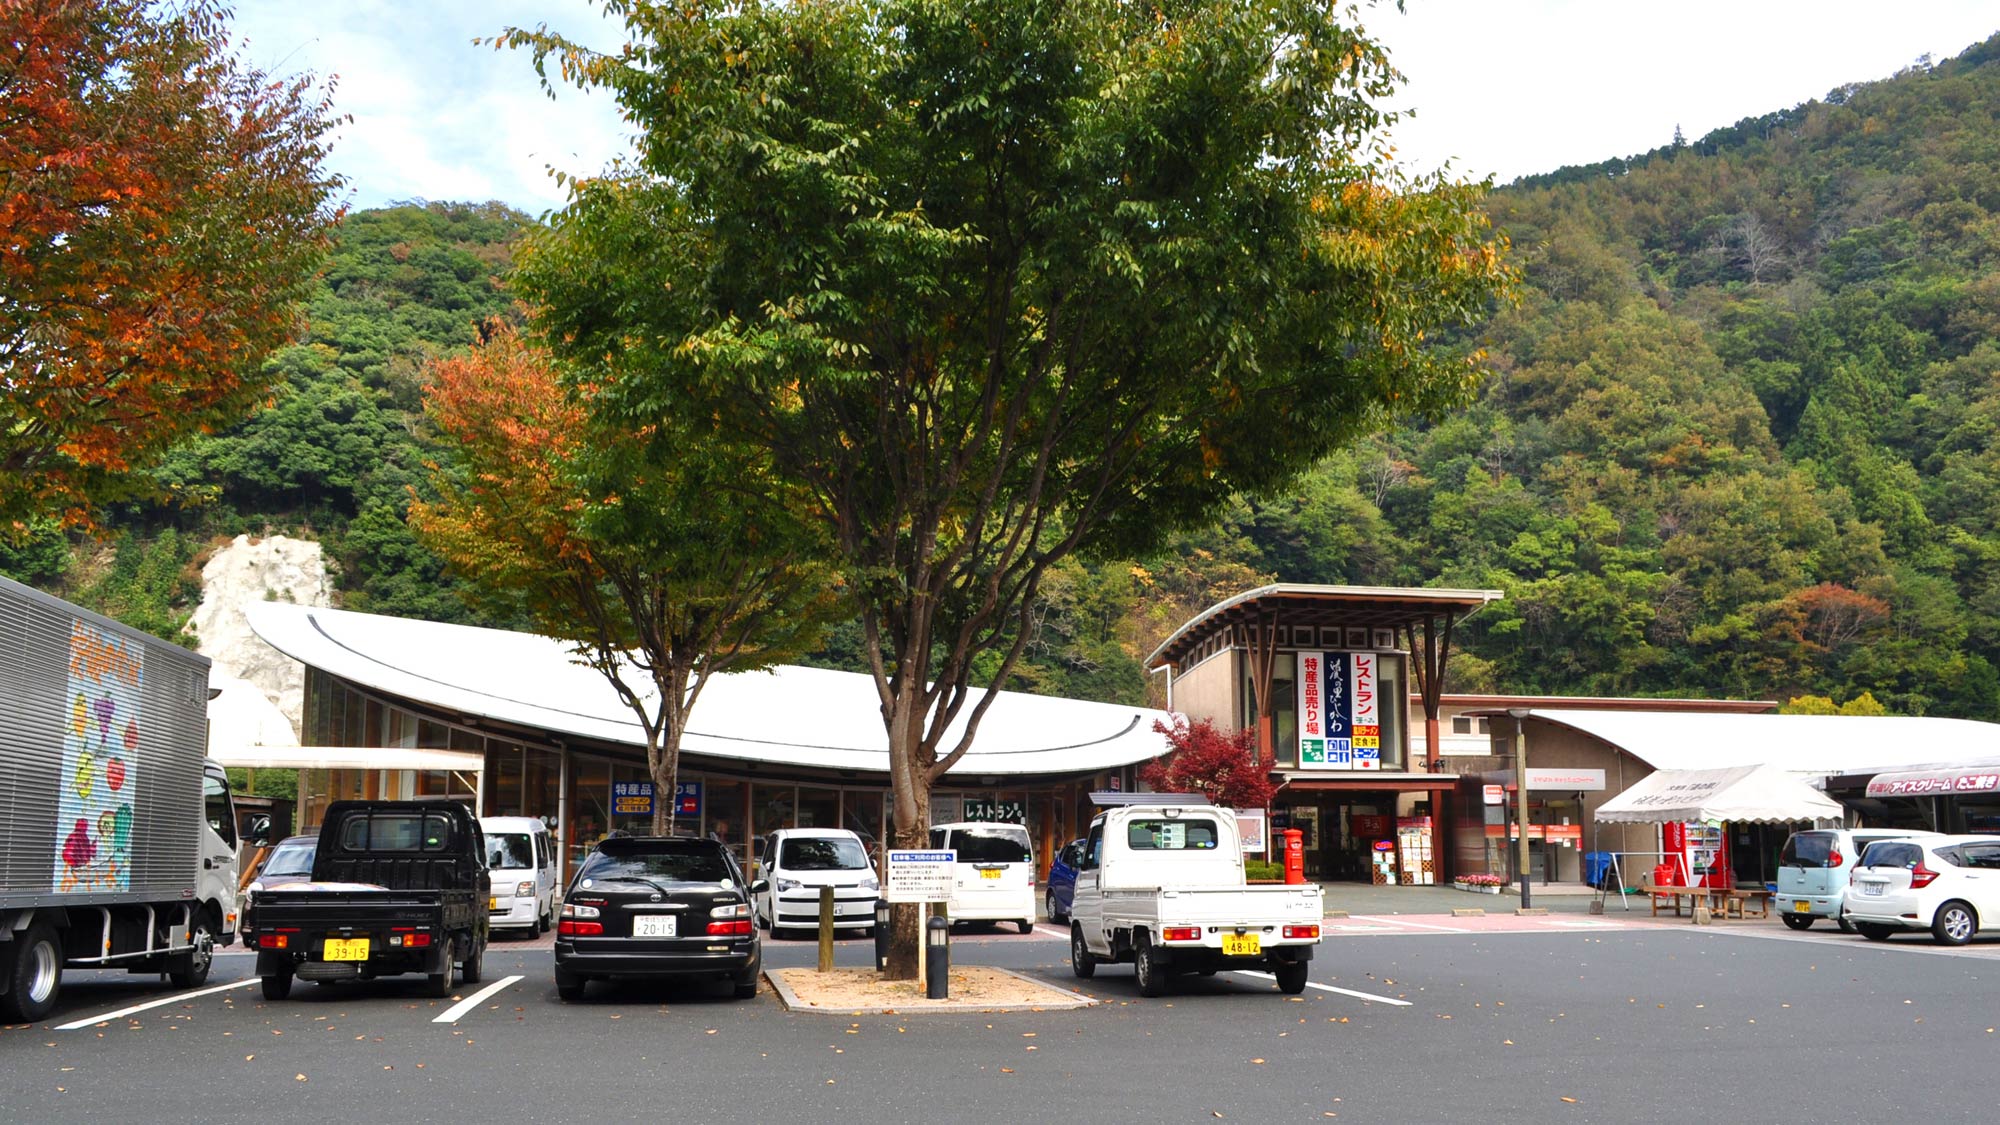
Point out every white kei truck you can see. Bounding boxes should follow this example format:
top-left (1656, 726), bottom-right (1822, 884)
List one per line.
top-left (1068, 801), bottom-right (1323, 996)
top-left (0, 575), bottom-right (241, 1022)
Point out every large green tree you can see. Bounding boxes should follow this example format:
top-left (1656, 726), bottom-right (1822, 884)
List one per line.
top-left (507, 0), bottom-right (1512, 975)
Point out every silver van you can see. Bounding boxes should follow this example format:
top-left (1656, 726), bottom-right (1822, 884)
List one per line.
top-left (1776, 827), bottom-right (1943, 930)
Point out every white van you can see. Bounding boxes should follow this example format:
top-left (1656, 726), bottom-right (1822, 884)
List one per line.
top-left (929, 822), bottom-right (1037, 934)
top-left (479, 816), bottom-right (558, 937)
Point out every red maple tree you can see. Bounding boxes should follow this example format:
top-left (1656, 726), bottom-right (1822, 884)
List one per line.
top-left (1138, 715), bottom-right (1280, 810)
top-left (0, 0), bottom-right (343, 531)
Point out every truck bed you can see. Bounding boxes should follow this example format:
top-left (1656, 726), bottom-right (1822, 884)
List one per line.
top-left (1097, 883), bottom-right (1324, 927)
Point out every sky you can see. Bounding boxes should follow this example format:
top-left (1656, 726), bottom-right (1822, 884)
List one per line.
top-left (230, 1), bottom-right (2000, 215)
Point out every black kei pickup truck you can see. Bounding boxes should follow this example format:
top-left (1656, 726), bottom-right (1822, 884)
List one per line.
top-left (247, 800), bottom-right (490, 1000)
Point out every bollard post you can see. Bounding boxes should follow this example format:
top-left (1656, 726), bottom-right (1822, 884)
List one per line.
top-left (873, 899), bottom-right (891, 973)
top-left (817, 885), bottom-right (835, 972)
top-left (926, 914), bottom-right (949, 999)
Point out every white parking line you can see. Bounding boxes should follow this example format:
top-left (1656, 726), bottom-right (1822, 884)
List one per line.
top-left (54, 977), bottom-right (258, 1030)
top-left (1350, 915), bottom-right (1470, 933)
top-left (1034, 925), bottom-right (1070, 939)
top-left (431, 975), bottom-right (524, 1023)
top-left (1545, 920), bottom-right (1623, 928)
top-left (1230, 970), bottom-right (1413, 1006)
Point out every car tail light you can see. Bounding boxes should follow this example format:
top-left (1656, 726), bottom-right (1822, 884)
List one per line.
top-left (389, 927), bottom-right (433, 948)
top-left (710, 902), bottom-right (751, 919)
top-left (1284, 925), bottom-right (1321, 940)
top-left (1162, 926), bottom-right (1201, 942)
top-left (257, 933), bottom-right (289, 950)
top-left (1910, 862), bottom-right (1941, 889)
top-left (561, 902), bottom-right (600, 920)
top-left (1828, 845), bottom-right (1842, 868)
top-left (558, 919), bottom-right (604, 936)
top-left (706, 919), bottom-right (754, 936)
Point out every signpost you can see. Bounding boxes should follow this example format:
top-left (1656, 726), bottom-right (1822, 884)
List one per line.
top-left (887, 850), bottom-right (956, 983)
top-left (612, 781), bottom-right (654, 817)
top-left (1483, 784), bottom-right (1504, 806)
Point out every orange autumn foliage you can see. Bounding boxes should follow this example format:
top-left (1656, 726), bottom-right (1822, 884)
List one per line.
top-left (0, 0), bottom-right (342, 531)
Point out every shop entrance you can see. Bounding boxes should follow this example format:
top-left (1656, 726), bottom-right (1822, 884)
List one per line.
top-left (1274, 791), bottom-right (1440, 885)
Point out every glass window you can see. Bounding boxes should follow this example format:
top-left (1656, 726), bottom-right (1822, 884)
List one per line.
top-left (486, 832), bottom-right (534, 870)
top-left (341, 812), bottom-right (454, 852)
top-left (1781, 832), bottom-right (1837, 867)
top-left (203, 772), bottom-right (236, 846)
top-left (1860, 841), bottom-right (1923, 870)
top-left (1125, 817), bottom-right (1220, 851)
top-left (798, 786), bottom-right (838, 829)
top-left (261, 838), bottom-right (316, 879)
top-left (753, 784), bottom-right (795, 841)
top-left (1083, 824), bottom-right (1103, 869)
top-left (578, 841), bottom-right (731, 885)
top-left (842, 791), bottom-right (883, 857)
top-left (936, 826), bottom-right (1032, 864)
top-left (778, 836), bottom-right (870, 871)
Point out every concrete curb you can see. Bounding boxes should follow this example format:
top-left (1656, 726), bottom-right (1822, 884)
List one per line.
top-left (764, 967), bottom-right (1099, 1015)
top-left (1451, 908), bottom-right (1486, 917)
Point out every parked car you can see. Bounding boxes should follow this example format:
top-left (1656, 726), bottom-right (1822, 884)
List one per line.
top-left (249, 799), bottom-right (490, 1000)
top-left (1070, 803), bottom-right (1322, 996)
top-left (751, 828), bottom-right (880, 936)
top-left (555, 835), bottom-right (761, 1001)
top-left (1045, 838), bottom-right (1085, 924)
top-left (1775, 827), bottom-right (1944, 931)
top-left (1844, 835), bottom-right (2000, 944)
top-left (929, 822), bottom-right (1038, 934)
top-left (479, 816), bottom-right (558, 937)
top-left (240, 835), bottom-right (318, 941)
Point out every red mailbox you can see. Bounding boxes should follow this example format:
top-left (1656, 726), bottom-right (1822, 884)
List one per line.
top-left (1281, 828), bottom-right (1306, 885)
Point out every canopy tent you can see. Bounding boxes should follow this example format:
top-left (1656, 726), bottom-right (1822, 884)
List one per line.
top-left (1594, 764), bottom-right (1845, 825)
top-left (206, 746), bottom-right (486, 773)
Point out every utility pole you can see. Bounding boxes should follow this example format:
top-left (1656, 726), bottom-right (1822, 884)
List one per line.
top-left (1507, 708), bottom-right (1533, 911)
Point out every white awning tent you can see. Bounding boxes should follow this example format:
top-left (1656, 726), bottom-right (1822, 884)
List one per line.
top-left (1594, 764), bottom-right (1845, 825)
top-left (207, 746), bottom-right (486, 773)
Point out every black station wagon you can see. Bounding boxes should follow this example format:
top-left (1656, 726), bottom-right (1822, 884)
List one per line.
top-left (554, 836), bottom-right (762, 1001)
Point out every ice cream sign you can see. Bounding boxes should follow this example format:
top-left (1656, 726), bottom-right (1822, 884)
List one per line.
top-left (1298, 652), bottom-right (1380, 770)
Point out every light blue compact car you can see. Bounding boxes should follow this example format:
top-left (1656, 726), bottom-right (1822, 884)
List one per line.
top-left (1776, 828), bottom-right (1942, 930)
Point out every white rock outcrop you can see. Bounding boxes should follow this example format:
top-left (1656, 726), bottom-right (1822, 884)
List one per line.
top-left (187, 534), bottom-right (333, 737)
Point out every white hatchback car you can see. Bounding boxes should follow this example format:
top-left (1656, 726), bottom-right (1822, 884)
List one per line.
top-left (1844, 835), bottom-right (2000, 944)
top-left (751, 828), bottom-right (880, 935)
top-left (929, 821), bottom-right (1037, 934)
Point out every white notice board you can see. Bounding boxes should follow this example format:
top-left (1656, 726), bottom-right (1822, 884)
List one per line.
top-left (886, 850), bottom-right (957, 903)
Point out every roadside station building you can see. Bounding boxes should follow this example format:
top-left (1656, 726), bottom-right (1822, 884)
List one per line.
top-left (235, 602), bottom-right (1176, 882)
top-left (1145, 584), bottom-right (1505, 885)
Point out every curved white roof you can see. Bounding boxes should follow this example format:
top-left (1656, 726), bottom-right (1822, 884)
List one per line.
top-left (1519, 709), bottom-right (2000, 777)
top-left (246, 602), bottom-right (1173, 778)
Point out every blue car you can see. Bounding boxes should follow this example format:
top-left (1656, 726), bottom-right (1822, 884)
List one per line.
top-left (1044, 838), bottom-right (1085, 923)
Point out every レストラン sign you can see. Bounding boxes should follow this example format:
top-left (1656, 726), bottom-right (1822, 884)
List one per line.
top-left (1298, 652), bottom-right (1381, 770)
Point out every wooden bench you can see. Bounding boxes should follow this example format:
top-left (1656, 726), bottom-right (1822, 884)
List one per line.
top-left (1718, 889), bottom-right (1771, 919)
top-left (1642, 884), bottom-right (1772, 919)
top-left (1640, 884), bottom-right (1714, 917)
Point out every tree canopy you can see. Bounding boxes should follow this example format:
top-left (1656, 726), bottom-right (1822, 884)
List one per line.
top-left (0, 0), bottom-right (343, 531)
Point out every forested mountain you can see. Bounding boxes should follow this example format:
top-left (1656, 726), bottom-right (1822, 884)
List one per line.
top-left (7, 34), bottom-right (2000, 719)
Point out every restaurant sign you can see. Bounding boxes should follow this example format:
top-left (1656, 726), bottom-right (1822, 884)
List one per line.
top-left (1297, 652), bottom-right (1380, 770)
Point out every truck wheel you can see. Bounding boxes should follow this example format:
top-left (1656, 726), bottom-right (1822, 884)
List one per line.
top-left (1134, 935), bottom-right (1170, 998)
top-left (261, 970), bottom-right (293, 1001)
top-left (1, 923), bottom-right (64, 1022)
top-left (168, 914), bottom-right (216, 988)
top-left (1069, 925), bottom-right (1097, 979)
top-left (1275, 962), bottom-right (1309, 995)
top-left (555, 969), bottom-right (587, 1002)
top-left (459, 938), bottom-right (483, 986)
top-left (426, 958), bottom-right (455, 999)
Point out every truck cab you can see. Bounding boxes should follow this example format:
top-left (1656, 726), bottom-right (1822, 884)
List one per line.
top-left (1069, 802), bottom-right (1323, 996)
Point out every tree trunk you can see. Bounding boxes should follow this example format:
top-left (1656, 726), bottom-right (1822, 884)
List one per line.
top-left (882, 685), bottom-right (933, 980)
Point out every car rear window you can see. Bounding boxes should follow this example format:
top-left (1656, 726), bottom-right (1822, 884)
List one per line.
top-left (581, 843), bottom-right (731, 885)
top-left (262, 841), bottom-right (315, 878)
top-left (487, 833), bottom-right (535, 870)
top-left (338, 812), bottom-right (456, 852)
top-left (1126, 818), bottom-right (1221, 851)
top-left (778, 837), bottom-right (870, 871)
top-left (1859, 841), bottom-right (1924, 870)
top-left (941, 828), bottom-right (1032, 864)
top-left (1779, 831), bottom-right (1836, 868)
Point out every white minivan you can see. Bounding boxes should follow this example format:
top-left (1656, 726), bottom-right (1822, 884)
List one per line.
top-left (479, 816), bottom-right (558, 937)
top-left (752, 828), bottom-right (881, 935)
top-left (929, 822), bottom-right (1037, 934)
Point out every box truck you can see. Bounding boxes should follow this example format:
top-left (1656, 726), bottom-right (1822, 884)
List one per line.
top-left (0, 575), bottom-right (240, 1021)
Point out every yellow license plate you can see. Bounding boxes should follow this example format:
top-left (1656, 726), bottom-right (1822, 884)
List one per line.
top-left (1794, 900), bottom-right (1811, 913)
top-left (324, 937), bottom-right (370, 961)
top-left (1221, 933), bottom-right (1261, 956)
top-left (981, 868), bottom-right (1002, 880)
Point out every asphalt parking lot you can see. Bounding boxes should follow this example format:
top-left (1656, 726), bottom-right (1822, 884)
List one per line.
top-left (7, 919), bottom-right (1999, 1123)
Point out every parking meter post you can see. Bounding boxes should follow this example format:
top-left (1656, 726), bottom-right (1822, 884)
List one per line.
top-left (817, 886), bottom-right (835, 973)
top-left (873, 899), bottom-right (891, 973)
top-left (926, 914), bottom-right (949, 1000)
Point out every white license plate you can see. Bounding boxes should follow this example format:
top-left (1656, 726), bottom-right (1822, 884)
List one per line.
top-left (835, 902), bottom-right (862, 916)
top-left (633, 914), bottom-right (677, 937)
top-left (1860, 883), bottom-right (1884, 896)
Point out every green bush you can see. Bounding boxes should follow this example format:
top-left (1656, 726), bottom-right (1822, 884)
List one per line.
top-left (1244, 859), bottom-right (1283, 881)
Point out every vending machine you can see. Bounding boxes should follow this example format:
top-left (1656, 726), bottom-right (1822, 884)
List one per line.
top-left (1660, 821), bottom-right (1732, 887)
